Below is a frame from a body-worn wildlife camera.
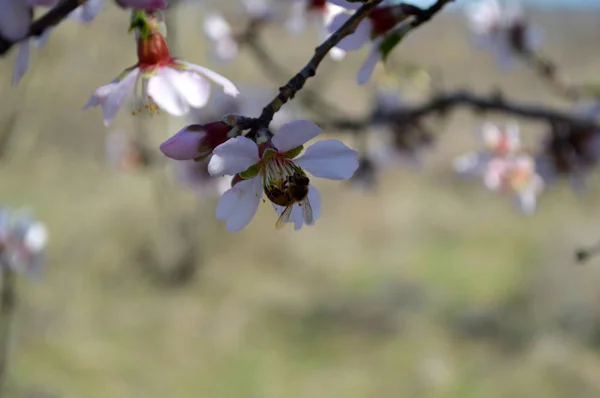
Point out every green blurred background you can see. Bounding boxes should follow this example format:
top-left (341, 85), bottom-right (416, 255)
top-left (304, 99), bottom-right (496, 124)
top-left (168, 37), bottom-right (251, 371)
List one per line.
top-left (2, 1), bottom-right (600, 397)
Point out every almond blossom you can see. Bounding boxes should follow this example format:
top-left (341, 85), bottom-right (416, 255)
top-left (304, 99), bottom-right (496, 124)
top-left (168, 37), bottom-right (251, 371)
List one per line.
top-left (0, 207), bottom-right (48, 278)
top-left (465, 0), bottom-right (541, 69)
top-left (453, 121), bottom-right (521, 177)
top-left (207, 120), bottom-right (358, 232)
top-left (84, 16), bottom-right (239, 126)
top-left (160, 121), bottom-right (233, 161)
top-left (327, 0), bottom-right (408, 84)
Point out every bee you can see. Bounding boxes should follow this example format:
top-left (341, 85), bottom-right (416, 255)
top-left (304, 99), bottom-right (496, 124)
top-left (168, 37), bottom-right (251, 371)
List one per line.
top-left (265, 172), bottom-right (313, 229)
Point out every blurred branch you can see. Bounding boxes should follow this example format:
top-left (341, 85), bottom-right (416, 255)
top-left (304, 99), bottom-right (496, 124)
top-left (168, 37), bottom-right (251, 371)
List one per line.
top-left (0, 266), bottom-right (16, 398)
top-left (0, 0), bottom-right (81, 56)
top-left (318, 90), bottom-right (600, 131)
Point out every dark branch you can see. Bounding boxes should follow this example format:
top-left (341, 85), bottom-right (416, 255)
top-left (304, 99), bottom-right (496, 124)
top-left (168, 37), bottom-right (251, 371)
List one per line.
top-left (0, 0), bottom-right (81, 56)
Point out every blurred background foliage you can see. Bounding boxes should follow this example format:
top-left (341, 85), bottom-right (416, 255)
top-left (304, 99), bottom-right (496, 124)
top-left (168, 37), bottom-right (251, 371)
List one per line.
top-left (2, 0), bottom-right (600, 397)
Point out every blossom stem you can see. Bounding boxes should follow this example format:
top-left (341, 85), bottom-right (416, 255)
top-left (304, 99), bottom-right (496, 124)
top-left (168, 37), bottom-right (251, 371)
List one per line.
top-left (318, 90), bottom-right (600, 132)
top-left (254, 0), bottom-right (454, 128)
top-left (0, 266), bottom-right (17, 398)
top-left (0, 0), bottom-right (82, 56)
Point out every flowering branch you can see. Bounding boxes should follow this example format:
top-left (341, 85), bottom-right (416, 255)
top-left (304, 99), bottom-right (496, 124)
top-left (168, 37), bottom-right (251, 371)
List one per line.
top-left (0, 0), bottom-right (82, 56)
top-left (320, 90), bottom-right (600, 131)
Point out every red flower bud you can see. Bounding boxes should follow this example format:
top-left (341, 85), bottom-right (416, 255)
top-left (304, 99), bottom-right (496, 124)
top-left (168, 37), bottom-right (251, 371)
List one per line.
top-left (137, 32), bottom-right (171, 67)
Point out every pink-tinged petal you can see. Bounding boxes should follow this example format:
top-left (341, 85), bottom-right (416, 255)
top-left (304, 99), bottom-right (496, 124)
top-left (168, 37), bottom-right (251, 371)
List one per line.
top-left (160, 128), bottom-right (207, 160)
top-left (12, 40), bottom-right (30, 86)
top-left (327, 0), bottom-right (362, 10)
top-left (357, 43), bottom-right (381, 85)
top-left (102, 69), bottom-right (139, 126)
top-left (295, 139), bottom-right (358, 180)
top-left (272, 120), bottom-right (322, 153)
top-left (83, 80), bottom-right (117, 109)
top-left (182, 61), bottom-right (239, 97)
top-left (147, 68), bottom-right (190, 116)
top-left (329, 14), bottom-right (370, 51)
top-left (69, 0), bottom-right (103, 23)
top-left (208, 136), bottom-right (259, 176)
top-left (216, 177), bottom-right (262, 232)
top-left (0, 0), bottom-right (30, 41)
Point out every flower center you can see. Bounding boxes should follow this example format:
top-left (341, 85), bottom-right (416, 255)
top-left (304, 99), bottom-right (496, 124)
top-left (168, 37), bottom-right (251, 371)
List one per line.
top-left (369, 6), bottom-right (401, 36)
top-left (137, 32), bottom-right (172, 67)
top-left (262, 155), bottom-right (310, 207)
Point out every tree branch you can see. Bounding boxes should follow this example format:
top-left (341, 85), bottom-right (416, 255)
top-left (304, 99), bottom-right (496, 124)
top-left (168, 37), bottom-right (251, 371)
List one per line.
top-left (319, 90), bottom-right (600, 131)
top-left (0, 0), bottom-right (82, 56)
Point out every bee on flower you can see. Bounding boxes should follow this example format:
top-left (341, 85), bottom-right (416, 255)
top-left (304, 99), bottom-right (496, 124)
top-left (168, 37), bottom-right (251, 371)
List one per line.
top-left (0, 207), bottom-right (48, 279)
top-left (204, 120), bottom-right (358, 232)
top-left (84, 11), bottom-right (239, 126)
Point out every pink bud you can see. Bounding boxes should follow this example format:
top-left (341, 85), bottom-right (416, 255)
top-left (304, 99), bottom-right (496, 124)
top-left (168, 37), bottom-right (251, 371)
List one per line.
top-left (160, 122), bottom-right (231, 160)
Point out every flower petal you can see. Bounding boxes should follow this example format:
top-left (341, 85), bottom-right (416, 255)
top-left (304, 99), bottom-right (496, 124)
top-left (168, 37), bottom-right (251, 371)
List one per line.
top-left (12, 40), bottom-right (30, 86)
top-left (295, 139), bottom-right (358, 180)
top-left (182, 61), bottom-right (239, 97)
top-left (147, 68), bottom-right (190, 116)
top-left (329, 14), bottom-right (370, 51)
top-left (208, 136), bottom-right (260, 176)
top-left (167, 69), bottom-right (211, 109)
top-left (272, 120), bottom-right (322, 153)
top-left (216, 177), bottom-right (262, 232)
top-left (160, 128), bottom-right (207, 160)
top-left (69, 0), bottom-right (103, 23)
top-left (357, 43), bottom-right (381, 85)
top-left (102, 69), bottom-right (139, 126)
top-left (326, 0), bottom-right (362, 10)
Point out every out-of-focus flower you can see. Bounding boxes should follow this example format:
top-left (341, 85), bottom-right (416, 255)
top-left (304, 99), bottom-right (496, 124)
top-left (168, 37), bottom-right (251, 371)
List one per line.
top-left (84, 15), bottom-right (239, 126)
top-left (160, 121), bottom-right (232, 161)
top-left (207, 120), bottom-right (358, 232)
top-left (286, 0), bottom-right (346, 60)
top-left (203, 12), bottom-right (239, 64)
top-left (453, 121), bottom-right (520, 176)
top-left (172, 158), bottom-right (233, 197)
top-left (106, 131), bottom-right (153, 173)
top-left (327, 1), bottom-right (408, 84)
top-left (484, 155), bottom-right (544, 214)
top-left (465, 0), bottom-right (541, 69)
top-left (0, 207), bottom-right (48, 278)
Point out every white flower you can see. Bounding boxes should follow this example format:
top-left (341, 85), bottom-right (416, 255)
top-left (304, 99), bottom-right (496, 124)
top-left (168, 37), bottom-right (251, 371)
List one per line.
top-left (203, 13), bottom-right (239, 64)
top-left (327, 1), bottom-right (405, 84)
top-left (207, 120), bottom-right (359, 232)
top-left (84, 31), bottom-right (239, 126)
top-left (465, 0), bottom-right (541, 69)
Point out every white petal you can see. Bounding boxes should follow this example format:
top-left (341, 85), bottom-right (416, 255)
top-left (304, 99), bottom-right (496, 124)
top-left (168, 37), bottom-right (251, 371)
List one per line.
top-left (306, 184), bottom-right (321, 226)
top-left (272, 120), bottom-right (322, 153)
top-left (32, 27), bottom-right (52, 47)
top-left (357, 44), bottom-right (381, 85)
top-left (102, 69), bottom-right (139, 126)
top-left (216, 177), bottom-right (262, 232)
top-left (183, 61), bottom-right (239, 97)
top-left (208, 136), bottom-right (260, 176)
top-left (12, 40), bottom-right (30, 86)
top-left (516, 190), bottom-right (537, 215)
top-left (167, 68), bottom-right (211, 109)
top-left (285, 1), bottom-right (306, 36)
top-left (147, 68), bottom-right (190, 116)
top-left (326, 0), bottom-right (362, 10)
top-left (273, 184), bottom-right (322, 231)
top-left (295, 139), bottom-right (358, 180)
top-left (329, 46), bottom-right (346, 61)
top-left (330, 16), bottom-right (370, 51)
top-left (203, 13), bottom-right (232, 40)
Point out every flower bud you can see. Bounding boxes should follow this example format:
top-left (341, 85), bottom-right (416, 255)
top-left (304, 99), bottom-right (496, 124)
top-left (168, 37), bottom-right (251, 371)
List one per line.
top-left (160, 122), bottom-right (232, 161)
